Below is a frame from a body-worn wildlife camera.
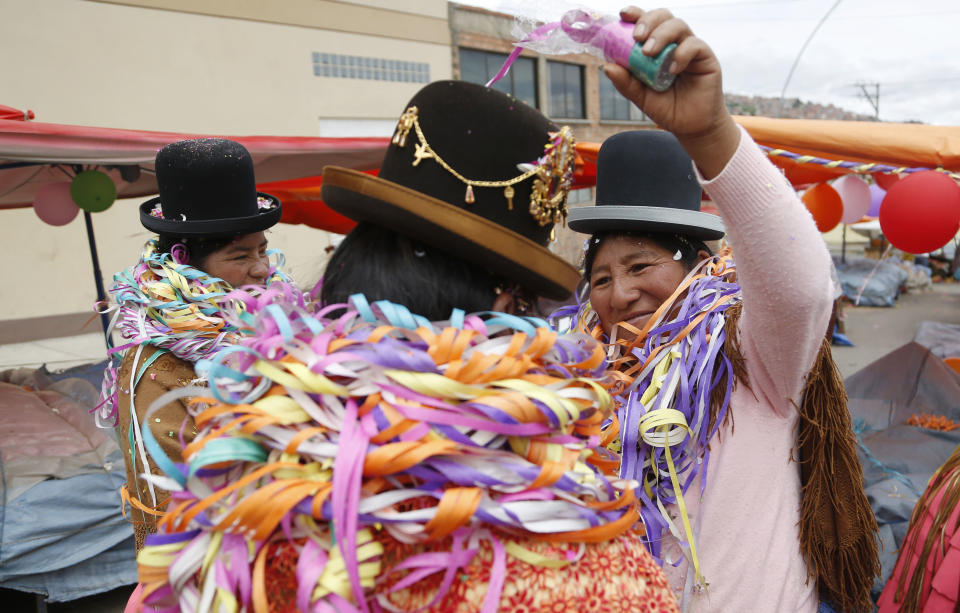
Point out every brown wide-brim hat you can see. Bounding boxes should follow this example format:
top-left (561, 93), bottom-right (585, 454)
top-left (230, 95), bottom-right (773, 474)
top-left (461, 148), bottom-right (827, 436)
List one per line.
top-left (321, 81), bottom-right (579, 300)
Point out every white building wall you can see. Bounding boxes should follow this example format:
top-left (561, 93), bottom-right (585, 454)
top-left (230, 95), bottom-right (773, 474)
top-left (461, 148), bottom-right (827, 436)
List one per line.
top-left (0, 0), bottom-right (451, 329)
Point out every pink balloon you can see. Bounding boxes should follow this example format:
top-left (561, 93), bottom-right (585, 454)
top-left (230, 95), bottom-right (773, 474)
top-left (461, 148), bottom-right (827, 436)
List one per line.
top-left (833, 175), bottom-right (871, 224)
top-left (33, 182), bottom-right (79, 226)
top-left (867, 183), bottom-right (885, 217)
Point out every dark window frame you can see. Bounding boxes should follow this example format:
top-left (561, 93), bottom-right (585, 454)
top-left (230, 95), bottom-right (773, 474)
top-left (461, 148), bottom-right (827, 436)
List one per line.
top-left (548, 60), bottom-right (585, 120)
top-left (598, 67), bottom-right (649, 122)
top-left (458, 47), bottom-right (539, 110)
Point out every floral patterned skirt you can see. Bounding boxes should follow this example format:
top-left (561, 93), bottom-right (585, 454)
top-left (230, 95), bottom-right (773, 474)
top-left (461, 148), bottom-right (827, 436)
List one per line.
top-left (261, 529), bottom-right (678, 612)
top-left (375, 529), bottom-right (680, 613)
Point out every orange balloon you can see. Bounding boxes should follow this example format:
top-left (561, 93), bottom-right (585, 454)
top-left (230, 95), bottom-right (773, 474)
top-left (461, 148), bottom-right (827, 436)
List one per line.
top-left (802, 182), bottom-right (843, 232)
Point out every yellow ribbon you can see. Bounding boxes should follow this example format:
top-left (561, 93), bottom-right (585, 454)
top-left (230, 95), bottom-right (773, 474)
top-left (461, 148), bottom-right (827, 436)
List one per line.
top-left (504, 541), bottom-right (574, 568)
top-left (251, 394), bottom-right (311, 424)
top-left (213, 588), bottom-right (239, 612)
top-left (254, 360), bottom-right (348, 396)
top-left (200, 531), bottom-right (223, 582)
top-left (310, 529), bottom-right (383, 603)
top-left (136, 542), bottom-right (185, 568)
top-left (635, 348), bottom-right (707, 588)
top-left (494, 379), bottom-right (581, 427)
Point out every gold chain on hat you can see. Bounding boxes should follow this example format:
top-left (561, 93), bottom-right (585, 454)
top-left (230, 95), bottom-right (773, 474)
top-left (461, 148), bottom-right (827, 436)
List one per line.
top-left (391, 106), bottom-right (575, 233)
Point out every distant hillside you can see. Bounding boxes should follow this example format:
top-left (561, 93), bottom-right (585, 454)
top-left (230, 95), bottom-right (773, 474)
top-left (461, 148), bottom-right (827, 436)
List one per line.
top-left (725, 93), bottom-right (878, 121)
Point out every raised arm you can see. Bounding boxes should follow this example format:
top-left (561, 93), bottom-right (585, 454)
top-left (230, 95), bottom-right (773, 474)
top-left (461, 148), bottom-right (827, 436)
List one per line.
top-left (699, 128), bottom-right (833, 403)
top-left (606, 6), bottom-right (833, 403)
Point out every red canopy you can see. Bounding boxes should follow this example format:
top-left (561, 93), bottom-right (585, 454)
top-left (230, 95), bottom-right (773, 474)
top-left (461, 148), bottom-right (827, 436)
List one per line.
top-left (0, 111), bottom-right (388, 230)
top-left (0, 105), bottom-right (34, 121)
top-left (0, 109), bottom-right (601, 235)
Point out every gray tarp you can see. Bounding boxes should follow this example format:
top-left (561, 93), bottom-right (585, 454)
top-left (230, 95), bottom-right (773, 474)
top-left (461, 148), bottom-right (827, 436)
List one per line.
top-left (913, 320), bottom-right (960, 359)
top-left (835, 257), bottom-right (908, 307)
top-left (846, 341), bottom-right (960, 600)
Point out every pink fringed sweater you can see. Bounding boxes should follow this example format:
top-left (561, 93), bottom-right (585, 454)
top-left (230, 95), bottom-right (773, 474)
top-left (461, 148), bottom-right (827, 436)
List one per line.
top-left (877, 451), bottom-right (960, 613)
top-left (660, 127), bottom-right (834, 612)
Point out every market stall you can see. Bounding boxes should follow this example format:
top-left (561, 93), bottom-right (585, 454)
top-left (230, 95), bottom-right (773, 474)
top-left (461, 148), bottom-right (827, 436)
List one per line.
top-left (3, 103), bottom-right (960, 605)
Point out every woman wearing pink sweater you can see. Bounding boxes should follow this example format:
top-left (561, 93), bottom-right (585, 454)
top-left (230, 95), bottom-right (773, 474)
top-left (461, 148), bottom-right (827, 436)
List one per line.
top-left (877, 444), bottom-right (960, 612)
top-left (566, 7), bottom-right (879, 612)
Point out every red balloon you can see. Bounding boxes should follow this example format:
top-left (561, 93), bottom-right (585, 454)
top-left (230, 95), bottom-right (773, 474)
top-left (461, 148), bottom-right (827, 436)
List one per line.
top-left (874, 173), bottom-right (901, 191)
top-left (802, 182), bottom-right (843, 232)
top-left (879, 171), bottom-right (960, 254)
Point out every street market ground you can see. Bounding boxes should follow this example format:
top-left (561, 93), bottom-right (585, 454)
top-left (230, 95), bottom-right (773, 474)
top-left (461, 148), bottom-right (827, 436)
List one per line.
top-left (833, 282), bottom-right (960, 379)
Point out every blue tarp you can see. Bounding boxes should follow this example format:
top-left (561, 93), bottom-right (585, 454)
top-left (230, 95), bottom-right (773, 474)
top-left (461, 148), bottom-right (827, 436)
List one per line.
top-left (0, 463), bottom-right (136, 600)
top-left (846, 341), bottom-right (960, 601)
top-left (0, 366), bottom-right (136, 602)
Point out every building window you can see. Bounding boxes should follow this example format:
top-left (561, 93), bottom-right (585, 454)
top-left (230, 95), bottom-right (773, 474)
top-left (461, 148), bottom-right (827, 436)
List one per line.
top-left (599, 68), bottom-right (648, 121)
top-left (567, 187), bottom-right (593, 205)
top-left (459, 48), bottom-right (538, 109)
top-left (312, 52), bottom-right (430, 83)
top-left (548, 61), bottom-right (585, 119)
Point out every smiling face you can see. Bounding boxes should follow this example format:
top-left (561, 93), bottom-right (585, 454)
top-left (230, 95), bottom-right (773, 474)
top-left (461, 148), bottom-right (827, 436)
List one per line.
top-left (198, 231), bottom-right (270, 287)
top-left (589, 235), bottom-right (699, 337)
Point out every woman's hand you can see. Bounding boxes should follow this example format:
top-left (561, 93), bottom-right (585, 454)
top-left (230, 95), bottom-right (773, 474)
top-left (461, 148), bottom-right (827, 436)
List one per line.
top-left (605, 7), bottom-right (740, 178)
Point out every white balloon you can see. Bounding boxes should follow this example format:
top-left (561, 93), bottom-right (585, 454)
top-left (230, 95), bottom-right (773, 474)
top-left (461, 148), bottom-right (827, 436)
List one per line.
top-left (833, 175), bottom-right (871, 225)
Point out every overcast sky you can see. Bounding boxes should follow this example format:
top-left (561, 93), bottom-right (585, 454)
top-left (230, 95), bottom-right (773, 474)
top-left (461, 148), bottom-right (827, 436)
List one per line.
top-left (455, 0), bottom-right (960, 126)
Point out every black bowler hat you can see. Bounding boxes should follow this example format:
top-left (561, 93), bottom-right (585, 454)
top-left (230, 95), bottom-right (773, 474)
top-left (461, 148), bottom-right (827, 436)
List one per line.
top-left (321, 81), bottom-right (579, 300)
top-left (139, 139), bottom-right (281, 237)
top-left (567, 130), bottom-right (724, 240)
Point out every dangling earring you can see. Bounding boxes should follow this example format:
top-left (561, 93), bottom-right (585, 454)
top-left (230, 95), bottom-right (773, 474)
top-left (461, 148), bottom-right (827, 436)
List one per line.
top-left (494, 284), bottom-right (531, 314)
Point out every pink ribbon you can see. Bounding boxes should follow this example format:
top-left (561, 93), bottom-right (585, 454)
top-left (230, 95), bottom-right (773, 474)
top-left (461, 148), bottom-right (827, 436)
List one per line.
top-left (485, 22), bottom-right (560, 87)
top-left (331, 398), bottom-right (371, 611)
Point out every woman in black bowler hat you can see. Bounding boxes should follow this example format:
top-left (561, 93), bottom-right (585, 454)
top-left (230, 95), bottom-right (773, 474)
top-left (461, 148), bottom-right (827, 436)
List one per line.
top-left (99, 138), bottom-right (285, 551)
top-left (565, 7), bottom-right (878, 613)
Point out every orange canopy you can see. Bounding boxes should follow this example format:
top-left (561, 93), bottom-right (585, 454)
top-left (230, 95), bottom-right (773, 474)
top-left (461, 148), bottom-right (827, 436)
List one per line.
top-left (574, 116), bottom-right (960, 190)
top-left (264, 118), bottom-right (960, 233)
top-left (734, 116), bottom-right (960, 171)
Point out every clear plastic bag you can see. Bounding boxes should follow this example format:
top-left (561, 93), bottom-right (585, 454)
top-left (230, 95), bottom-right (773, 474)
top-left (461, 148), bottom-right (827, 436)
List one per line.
top-left (503, 9), bottom-right (676, 92)
top-left (511, 10), bottom-right (633, 62)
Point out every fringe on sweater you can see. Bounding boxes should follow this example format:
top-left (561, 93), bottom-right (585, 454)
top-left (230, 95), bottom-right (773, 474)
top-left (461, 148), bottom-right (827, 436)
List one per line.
top-left (795, 338), bottom-right (880, 613)
top-left (722, 306), bottom-right (879, 613)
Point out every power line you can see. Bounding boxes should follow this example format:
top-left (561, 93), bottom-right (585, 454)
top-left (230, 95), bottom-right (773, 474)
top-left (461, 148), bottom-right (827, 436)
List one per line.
top-left (777, 0), bottom-right (844, 117)
top-left (832, 76), bottom-right (960, 97)
top-left (880, 76), bottom-right (960, 87)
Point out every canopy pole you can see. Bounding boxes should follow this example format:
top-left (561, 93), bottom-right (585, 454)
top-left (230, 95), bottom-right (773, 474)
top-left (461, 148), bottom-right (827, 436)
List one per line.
top-left (83, 210), bottom-right (112, 351)
top-left (842, 224), bottom-right (847, 264)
